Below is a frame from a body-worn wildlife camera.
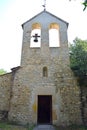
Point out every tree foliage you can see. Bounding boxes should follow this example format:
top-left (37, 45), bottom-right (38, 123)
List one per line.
top-left (69, 0), bottom-right (87, 10)
top-left (82, 0), bottom-right (87, 10)
top-left (70, 38), bottom-right (87, 77)
top-left (0, 69), bottom-right (7, 75)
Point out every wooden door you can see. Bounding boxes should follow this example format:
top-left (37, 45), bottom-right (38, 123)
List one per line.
top-left (38, 95), bottom-right (52, 124)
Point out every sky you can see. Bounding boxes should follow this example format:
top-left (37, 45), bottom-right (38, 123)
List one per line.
top-left (0, 0), bottom-right (87, 72)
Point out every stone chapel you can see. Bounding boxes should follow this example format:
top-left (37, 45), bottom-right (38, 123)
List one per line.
top-left (0, 10), bottom-right (83, 125)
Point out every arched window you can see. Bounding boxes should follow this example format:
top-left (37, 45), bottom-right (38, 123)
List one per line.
top-left (43, 67), bottom-right (48, 77)
top-left (49, 23), bottom-right (60, 47)
top-left (30, 23), bottom-right (41, 47)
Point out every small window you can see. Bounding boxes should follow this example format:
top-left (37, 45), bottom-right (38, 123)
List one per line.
top-left (30, 23), bottom-right (41, 48)
top-left (43, 67), bottom-right (48, 77)
top-left (49, 23), bottom-right (60, 47)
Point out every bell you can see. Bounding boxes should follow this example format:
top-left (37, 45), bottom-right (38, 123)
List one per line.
top-left (34, 39), bottom-right (38, 42)
top-left (32, 33), bottom-right (40, 42)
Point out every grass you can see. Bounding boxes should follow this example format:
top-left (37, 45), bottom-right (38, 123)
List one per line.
top-left (0, 122), bottom-right (34, 130)
top-left (0, 122), bottom-right (87, 130)
top-left (0, 122), bottom-right (11, 129)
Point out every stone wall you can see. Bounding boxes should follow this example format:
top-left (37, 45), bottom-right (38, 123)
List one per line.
top-left (54, 67), bottom-right (82, 125)
top-left (8, 62), bottom-right (83, 125)
top-left (0, 73), bottom-right (12, 120)
top-left (81, 86), bottom-right (87, 125)
top-left (0, 68), bottom-right (84, 125)
top-left (8, 11), bottom-right (83, 125)
top-left (0, 11), bottom-right (85, 125)
top-left (0, 69), bottom-right (85, 125)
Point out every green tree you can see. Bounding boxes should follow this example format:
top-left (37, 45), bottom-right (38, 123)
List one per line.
top-left (0, 69), bottom-right (7, 75)
top-left (70, 38), bottom-right (87, 77)
top-left (83, 0), bottom-right (87, 10)
top-left (70, 38), bottom-right (87, 124)
top-left (69, 0), bottom-right (87, 10)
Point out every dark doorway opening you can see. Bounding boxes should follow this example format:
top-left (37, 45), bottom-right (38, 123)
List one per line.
top-left (38, 95), bottom-right (52, 124)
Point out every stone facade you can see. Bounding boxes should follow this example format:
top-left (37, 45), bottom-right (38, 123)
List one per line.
top-left (0, 73), bottom-right (12, 120)
top-left (82, 86), bottom-right (87, 125)
top-left (0, 10), bottom-right (84, 125)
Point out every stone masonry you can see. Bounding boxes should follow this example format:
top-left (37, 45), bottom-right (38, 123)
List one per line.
top-left (0, 73), bottom-right (12, 120)
top-left (0, 10), bottom-right (84, 125)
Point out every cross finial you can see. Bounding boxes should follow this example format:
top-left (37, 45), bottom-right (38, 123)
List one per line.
top-left (42, 0), bottom-right (46, 11)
